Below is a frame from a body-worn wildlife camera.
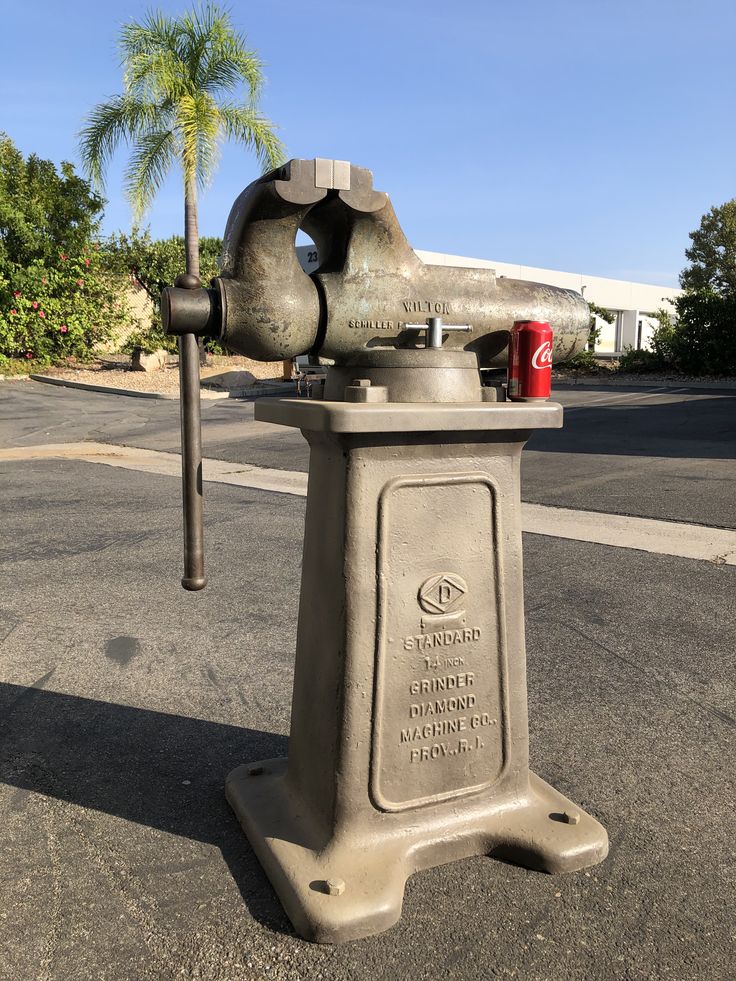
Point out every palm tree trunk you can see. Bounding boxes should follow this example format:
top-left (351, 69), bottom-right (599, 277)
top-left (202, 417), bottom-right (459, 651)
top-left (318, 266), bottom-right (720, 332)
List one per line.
top-left (184, 174), bottom-right (200, 279)
top-left (184, 174), bottom-right (205, 365)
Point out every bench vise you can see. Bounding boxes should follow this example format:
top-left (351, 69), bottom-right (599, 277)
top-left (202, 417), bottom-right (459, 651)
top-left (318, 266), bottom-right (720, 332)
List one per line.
top-left (162, 159), bottom-right (607, 943)
top-left (163, 157), bottom-right (589, 368)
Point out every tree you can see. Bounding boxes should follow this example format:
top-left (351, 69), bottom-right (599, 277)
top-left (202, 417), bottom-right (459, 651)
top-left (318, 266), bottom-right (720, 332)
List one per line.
top-left (103, 228), bottom-right (222, 307)
top-left (0, 133), bottom-right (127, 367)
top-left (102, 228), bottom-right (224, 351)
top-left (669, 199), bottom-right (736, 375)
top-left (670, 290), bottom-right (736, 375)
top-left (0, 132), bottom-right (104, 270)
top-left (680, 199), bottom-right (736, 295)
top-left (79, 4), bottom-right (285, 282)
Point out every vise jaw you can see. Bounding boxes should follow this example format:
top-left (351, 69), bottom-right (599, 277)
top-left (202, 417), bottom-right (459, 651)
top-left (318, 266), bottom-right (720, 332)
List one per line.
top-left (162, 157), bottom-right (590, 368)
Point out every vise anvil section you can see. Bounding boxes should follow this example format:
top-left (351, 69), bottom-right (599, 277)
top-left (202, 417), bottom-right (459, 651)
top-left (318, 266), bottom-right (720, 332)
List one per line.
top-left (226, 398), bottom-right (608, 944)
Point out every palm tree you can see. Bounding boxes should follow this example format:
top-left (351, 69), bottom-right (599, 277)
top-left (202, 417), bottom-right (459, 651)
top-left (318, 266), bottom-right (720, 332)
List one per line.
top-left (79, 4), bottom-right (285, 281)
top-left (80, 6), bottom-right (286, 592)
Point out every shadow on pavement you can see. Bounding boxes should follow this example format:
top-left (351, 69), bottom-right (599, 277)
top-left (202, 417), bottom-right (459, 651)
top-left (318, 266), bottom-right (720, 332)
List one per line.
top-left (529, 394), bottom-right (736, 459)
top-left (0, 680), bottom-right (291, 933)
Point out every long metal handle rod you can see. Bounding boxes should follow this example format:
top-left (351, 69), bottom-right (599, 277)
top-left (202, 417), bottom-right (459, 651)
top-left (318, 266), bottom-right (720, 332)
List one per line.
top-left (178, 332), bottom-right (207, 590)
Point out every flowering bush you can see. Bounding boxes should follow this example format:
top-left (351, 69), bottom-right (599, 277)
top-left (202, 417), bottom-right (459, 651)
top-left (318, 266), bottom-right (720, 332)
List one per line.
top-left (0, 133), bottom-right (128, 368)
top-left (0, 251), bottom-right (127, 367)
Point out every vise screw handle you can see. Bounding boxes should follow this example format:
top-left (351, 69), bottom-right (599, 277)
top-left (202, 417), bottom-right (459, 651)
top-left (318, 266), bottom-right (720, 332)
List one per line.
top-left (170, 273), bottom-right (207, 591)
top-left (404, 317), bottom-right (472, 349)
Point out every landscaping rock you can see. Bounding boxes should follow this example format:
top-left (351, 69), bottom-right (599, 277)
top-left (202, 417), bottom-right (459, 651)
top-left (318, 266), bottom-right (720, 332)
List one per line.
top-left (131, 348), bottom-right (168, 372)
top-left (200, 369), bottom-right (257, 391)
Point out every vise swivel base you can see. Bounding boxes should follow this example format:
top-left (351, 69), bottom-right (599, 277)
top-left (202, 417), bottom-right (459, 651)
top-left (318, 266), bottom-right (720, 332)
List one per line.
top-left (226, 396), bottom-right (608, 943)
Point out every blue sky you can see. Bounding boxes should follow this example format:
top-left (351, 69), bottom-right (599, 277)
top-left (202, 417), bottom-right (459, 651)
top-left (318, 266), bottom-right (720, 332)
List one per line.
top-left (2, 0), bottom-right (735, 287)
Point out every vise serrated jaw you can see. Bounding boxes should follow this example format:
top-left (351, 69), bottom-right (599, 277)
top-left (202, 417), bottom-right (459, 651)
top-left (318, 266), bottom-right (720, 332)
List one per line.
top-left (314, 158), bottom-right (352, 190)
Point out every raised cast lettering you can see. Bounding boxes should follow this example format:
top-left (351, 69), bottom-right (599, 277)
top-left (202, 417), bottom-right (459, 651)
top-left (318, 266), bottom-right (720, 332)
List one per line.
top-left (403, 627), bottom-right (480, 651)
top-left (409, 694), bottom-right (476, 718)
top-left (409, 672), bottom-right (475, 695)
top-left (348, 319), bottom-right (395, 330)
top-left (402, 299), bottom-right (451, 314)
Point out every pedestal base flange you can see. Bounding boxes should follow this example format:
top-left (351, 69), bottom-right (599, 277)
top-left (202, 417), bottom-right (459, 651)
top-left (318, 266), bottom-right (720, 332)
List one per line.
top-left (226, 760), bottom-right (608, 944)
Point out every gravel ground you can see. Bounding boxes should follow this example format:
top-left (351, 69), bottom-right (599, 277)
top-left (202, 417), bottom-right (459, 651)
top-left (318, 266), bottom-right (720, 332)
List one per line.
top-left (32, 356), bottom-right (286, 395)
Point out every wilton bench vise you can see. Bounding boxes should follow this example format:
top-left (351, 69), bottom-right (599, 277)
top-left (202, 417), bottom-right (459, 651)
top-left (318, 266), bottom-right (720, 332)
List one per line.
top-left (163, 157), bottom-right (590, 370)
top-left (162, 158), bottom-right (608, 943)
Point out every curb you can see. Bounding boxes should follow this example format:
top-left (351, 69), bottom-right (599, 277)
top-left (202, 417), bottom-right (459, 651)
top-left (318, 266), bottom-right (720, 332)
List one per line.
top-left (30, 374), bottom-right (182, 400)
top-left (29, 374), bottom-right (295, 401)
top-left (214, 383), bottom-right (296, 398)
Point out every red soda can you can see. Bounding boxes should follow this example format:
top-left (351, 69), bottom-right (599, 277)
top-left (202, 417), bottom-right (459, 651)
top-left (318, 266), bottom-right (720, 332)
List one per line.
top-left (507, 320), bottom-right (553, 401)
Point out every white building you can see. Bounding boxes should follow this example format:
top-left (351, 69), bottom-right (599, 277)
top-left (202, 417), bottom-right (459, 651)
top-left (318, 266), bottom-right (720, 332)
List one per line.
top-left (297, 245), bottom-right (681, 355)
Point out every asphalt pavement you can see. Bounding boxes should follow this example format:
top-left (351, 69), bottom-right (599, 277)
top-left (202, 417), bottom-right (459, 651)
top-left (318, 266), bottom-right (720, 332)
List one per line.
top-left (0, 380), bottom-right (734, 980)
top-left (3, 379), bottom-right (734, 526)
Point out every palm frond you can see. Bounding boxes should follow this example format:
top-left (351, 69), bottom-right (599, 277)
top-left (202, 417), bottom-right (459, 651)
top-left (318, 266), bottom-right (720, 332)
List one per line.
top-left (123, 129), bottom-right (177, 221)
top-left (121, 10), bottom-right (191, 102)
top-left (177, 92), bottom-right (222, 190)
top-left (199, 39), bottom-right (264, 99)
top-left (119, 10), bottom-right (180, 66)
top-left (186, 5), bottom-right (264, 98)
top-left (78, 96), bottom-right (162, 189)
top-left (219, 103), bottom-right (286, 173)
top-left (178, 5), bottom-right (213, 90)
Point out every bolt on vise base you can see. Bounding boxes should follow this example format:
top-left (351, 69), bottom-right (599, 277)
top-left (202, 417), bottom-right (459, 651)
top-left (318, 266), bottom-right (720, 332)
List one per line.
top-left (162, 159), bottom-right (608, 943)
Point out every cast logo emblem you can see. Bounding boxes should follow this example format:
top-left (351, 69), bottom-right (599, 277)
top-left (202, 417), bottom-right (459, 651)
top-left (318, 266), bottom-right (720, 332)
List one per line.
top-left (418, 573), bottom-right (467, 615)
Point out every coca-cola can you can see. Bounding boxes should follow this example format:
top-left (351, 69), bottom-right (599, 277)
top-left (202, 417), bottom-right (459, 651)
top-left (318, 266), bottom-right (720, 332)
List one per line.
top-left (507, 320), bottom-right (553, 401)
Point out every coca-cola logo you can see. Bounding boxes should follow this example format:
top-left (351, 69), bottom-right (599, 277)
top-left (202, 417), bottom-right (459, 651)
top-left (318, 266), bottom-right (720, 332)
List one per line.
top-left (531, 340), bottom-right (553, 369)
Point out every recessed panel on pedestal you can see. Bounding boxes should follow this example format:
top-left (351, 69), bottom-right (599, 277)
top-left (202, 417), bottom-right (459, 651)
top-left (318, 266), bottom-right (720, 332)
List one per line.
top-left (371, 474), bottom-right (508, 811)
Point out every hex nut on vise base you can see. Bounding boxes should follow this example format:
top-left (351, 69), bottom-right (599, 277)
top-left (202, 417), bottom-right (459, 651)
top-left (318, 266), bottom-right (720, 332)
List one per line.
top-left (344, 379), bottom-right (389, 403)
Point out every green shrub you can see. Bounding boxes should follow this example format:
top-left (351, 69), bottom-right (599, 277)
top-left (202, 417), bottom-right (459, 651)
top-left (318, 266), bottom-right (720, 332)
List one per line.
top-left (563, 348), bottom-right (603, 371)
top-left (670, 291), bottom-right (736, 374)
top-left (617, 347), bottom-right (671, 373)
top-left (619, 297), bottom-right (736, 377)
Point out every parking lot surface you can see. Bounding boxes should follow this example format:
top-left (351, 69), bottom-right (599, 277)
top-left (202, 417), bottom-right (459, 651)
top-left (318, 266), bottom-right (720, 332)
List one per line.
top-left (0, 381), bottom-right (734, 980)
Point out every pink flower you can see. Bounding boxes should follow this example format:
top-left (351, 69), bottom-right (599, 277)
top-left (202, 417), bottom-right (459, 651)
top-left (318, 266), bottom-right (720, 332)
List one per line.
top-left (84, 258), bottom-right (91, 267)
top-left (25, 351), bottom-right (33, 359)
top-left (9, 309), bottom-right (17, 316)
top-left (60, 254), bottom-right (68, 261)
top-left (76, 279), bottom-right (84, 287)
top-left (59, 324), bottom-right (69, 334)
top-left (42, 277), bottom-right (48, 284)
top-left (32, 300), bottom-right (39, 309)
top-left (13, 291), bottom-right (21, 298)
top-left (38, 310), bottom-right (46, 318)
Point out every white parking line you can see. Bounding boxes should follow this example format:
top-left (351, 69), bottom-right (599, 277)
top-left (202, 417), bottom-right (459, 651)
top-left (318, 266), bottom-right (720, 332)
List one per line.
top-left (562, 387), bottom-right (688, 410)
top-left (0, 441), bottom-right (309, 497)
top-left (2, 441), bottom-right (735, 565)
top-left (522, 502), bottom-right (736, 565)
